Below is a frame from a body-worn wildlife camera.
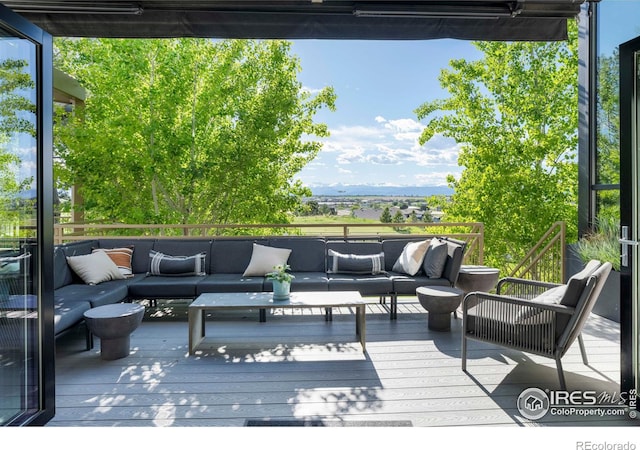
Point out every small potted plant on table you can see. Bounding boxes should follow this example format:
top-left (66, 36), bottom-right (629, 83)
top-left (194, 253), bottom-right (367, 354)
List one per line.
top-left (267, 264), bottom-right (295, 300)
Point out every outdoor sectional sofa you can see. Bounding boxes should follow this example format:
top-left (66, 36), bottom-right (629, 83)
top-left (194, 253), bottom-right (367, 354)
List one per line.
top-left (52, 236), bottom-right (466, 346)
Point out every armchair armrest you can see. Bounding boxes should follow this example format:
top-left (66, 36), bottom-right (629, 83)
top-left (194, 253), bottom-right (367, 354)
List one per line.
top-left (496, 277), bottom-right (563, 299)
top-left (462, 291), bottom-right (575, 316)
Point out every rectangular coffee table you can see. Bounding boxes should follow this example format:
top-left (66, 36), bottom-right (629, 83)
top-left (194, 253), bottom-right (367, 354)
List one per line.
top-left (188, 291), bottom-right (366, 354)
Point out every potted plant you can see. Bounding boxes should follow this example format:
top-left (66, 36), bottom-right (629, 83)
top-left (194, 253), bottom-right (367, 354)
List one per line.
top-left (571, 217), bottom-right (620, 322)
top-left (266, 264), bottom-right (295, 300)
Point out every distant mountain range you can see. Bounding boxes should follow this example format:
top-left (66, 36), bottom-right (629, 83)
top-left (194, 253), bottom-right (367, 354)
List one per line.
top-left (308, 184), bottom-right (453, 197)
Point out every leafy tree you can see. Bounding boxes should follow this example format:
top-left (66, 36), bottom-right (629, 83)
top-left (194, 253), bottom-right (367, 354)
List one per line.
top-left (408, 210), bottom-right (418, 222)
top-left (54, 38), bottom-right (336, 227)
top-left (379, 206), bottom-right (392, 223)
top-left (415, 21), bottom-right (579, 270)
top-left (392, 209), bottom-right (405, 232)
top-left (303, 200), bottom-right (320, 216)
top-left (0, 58), bottom-right (36, 231)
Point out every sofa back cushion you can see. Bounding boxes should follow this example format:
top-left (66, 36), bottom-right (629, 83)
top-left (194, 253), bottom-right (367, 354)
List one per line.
top-left (53, 247), bottom-right (74, 289)
top-left (210, 239), bottom-right (268, 274)
top-left (441, 239), bottom-right (465, 285)
top-left (268, 238), bottom-right (326, 272)
top-left (99, 239), bottom-right (155, 274)
top-left (61, 240), bottom-right (99, 257)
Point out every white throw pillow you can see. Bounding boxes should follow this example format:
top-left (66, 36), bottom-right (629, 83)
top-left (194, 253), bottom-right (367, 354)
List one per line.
top-left (66, 251), bottom-right (125, 285)
top-left (242, 243), bottom-right (292, 277)
top-left (392, 240), bottom-right (430, 275)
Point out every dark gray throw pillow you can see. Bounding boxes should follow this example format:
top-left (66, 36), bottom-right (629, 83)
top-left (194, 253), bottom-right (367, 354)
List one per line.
top-left (328, 249), bottom-right (385, 275)
top-left (422, 239), bottom-right (448, 278)
top-left (148, 250), bottom-right (206, 276)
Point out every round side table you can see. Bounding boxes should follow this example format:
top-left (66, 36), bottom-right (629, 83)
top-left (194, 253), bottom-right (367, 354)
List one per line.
top-left (416, 286), bottom-right (464, 331)
top-left (84, 303), bottom-right (145, 360)
top-left (456, 265), bottom-right (500, 294)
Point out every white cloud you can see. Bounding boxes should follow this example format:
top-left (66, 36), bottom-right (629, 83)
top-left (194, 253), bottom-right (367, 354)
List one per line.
top-left (301, 86), bottom-right (324, 95)
top-left (309, 115), bottom-right (463, 186)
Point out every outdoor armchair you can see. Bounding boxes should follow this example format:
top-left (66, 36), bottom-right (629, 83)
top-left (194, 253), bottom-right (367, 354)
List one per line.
top-left (461, 260), bottom-right (612, 390)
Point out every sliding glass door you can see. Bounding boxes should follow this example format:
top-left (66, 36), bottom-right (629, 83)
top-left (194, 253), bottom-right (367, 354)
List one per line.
top-left (0, 5), bottom-right (53, 426)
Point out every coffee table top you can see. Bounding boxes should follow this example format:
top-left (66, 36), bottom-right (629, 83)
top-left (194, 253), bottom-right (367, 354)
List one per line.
top-left (84, 303), bottom-right (145, 319)
top-left (191, 291), bottom-right (364, 309)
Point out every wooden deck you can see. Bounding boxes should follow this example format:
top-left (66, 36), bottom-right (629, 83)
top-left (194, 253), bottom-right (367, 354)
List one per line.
top-left (48, 296), bottom-right (636, 432)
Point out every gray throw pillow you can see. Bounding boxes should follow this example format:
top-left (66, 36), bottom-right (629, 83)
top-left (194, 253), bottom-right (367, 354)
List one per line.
top-left (148, 250), bottom-right (206, 276)
top-left (514, 285), bottom-right (567, 324)
top-left (328, 249), bottom-right (385, 275)
top-left (560, 259), bottom-right (601, 307)
top-left (422, 238), bottom-right (448, 278)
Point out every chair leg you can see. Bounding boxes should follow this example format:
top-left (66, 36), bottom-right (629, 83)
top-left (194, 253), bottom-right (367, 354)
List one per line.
top-left (556, 357), bottom-right (567, 391)
top-left (461, 334), bottom-right (467, 372)
top-left (578, 334), bottom-right (589, 365)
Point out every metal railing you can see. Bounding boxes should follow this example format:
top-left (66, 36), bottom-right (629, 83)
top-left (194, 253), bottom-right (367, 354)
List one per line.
top-left (53, 221), bottom-right (485, 265)
top-left (507, 221), bottom-right (566, 284)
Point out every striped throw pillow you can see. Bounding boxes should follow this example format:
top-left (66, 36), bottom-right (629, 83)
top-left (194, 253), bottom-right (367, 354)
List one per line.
top-left (327, 249), bottom-right (385, 275)
top-left (92, 247), bottom-right (134, 278)
top-left (148, 250), bottom-right (206, 277)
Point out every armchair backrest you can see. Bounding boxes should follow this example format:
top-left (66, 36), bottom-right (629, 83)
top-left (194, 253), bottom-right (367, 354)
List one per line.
top-left (557, 261), bottom-right (612, 357)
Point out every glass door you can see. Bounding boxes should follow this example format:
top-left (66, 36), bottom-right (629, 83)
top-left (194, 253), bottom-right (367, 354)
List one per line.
top-left (0, 5), bottom-right (53, 426)
top-left (619, 35), bottom-right (640, 410)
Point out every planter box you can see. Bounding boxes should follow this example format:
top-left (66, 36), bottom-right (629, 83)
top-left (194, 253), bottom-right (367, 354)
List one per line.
top-left (566, 244), bottom-right (620, 323)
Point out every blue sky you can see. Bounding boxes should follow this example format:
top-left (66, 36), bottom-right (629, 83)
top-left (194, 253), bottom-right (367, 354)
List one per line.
top-left (291, 39), bottom-right (483, 190)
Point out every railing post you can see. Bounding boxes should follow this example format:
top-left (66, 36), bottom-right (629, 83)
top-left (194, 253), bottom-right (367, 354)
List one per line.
top-left (561, 221), bottom-right (566, 282)
top-left (478, 223), bottom-right (484, 265)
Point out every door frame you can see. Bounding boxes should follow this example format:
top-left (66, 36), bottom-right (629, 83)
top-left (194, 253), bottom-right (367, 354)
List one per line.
top-left (0, 4), bottom-right (55, 425)
top-left (619, 35), bottom-right (640, 403)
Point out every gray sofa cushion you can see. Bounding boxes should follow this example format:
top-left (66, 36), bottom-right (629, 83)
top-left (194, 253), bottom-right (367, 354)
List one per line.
top-left (52, 298), bottom-right (92, 335)
top-left (441, 240), bottom-right (465, 285)
top-left (328, 273), bottom-right (393, 295)
top-left (210, 239), bottom-right (268, 274)
top-left (54, 247), bottom-right (74, 289)
top-left (128, 275), bottom-right (203, 298)
top-left (61, 240), bottom-right (100, 257)
top-left (268, 238), bottom-right (326, 272)
top-left (196, 273), bottom-right (265, 294)
top-left (265, 272), bottom-right (329, 292)
top-left (54, 280), bottom-right (129, 308)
